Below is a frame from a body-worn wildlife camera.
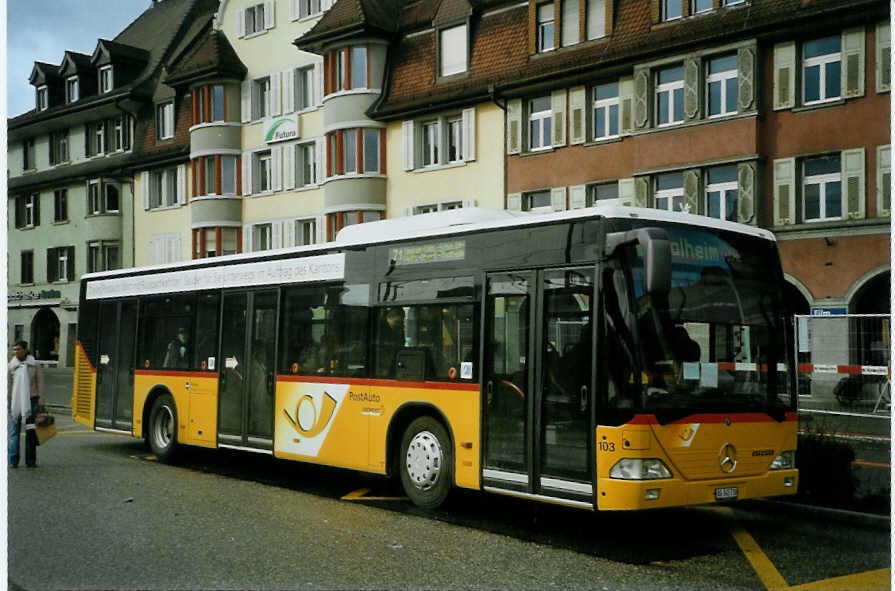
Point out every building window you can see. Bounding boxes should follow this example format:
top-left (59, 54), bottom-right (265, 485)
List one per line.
top-left (440, 24), bottom-right (468, 77)
top-left (194, 227), bottom-right (239, 258)
top-left (447, 118), bottom-right (463, 162)
top-left (341, 128), bottom-right (357, 173)
top-left (662, 0), bottom-right (682, 21)
top-left (157, 101), bottom-right (175, 140)
top-left (222, 156), bottom-right (237, 195)
top-left (245, 3), bottom-right (266, 35)
top-left (422, 122), bottom-right (440, 166)
top-left (655, 172), bottom-right (684, 211)
top-left (414, 204), bottom-right (438, 214)
top-left (14, 193), bottom-right (39, 229)
top-left (334, 49), bottom-right (345, 92)
top-left (95, 122), bottom-right (106, 155)
top-left (297, 143), bottom-right (317, 186)
top-left (586, 0), bottom-right (606, 40)
top-left (707, 54), bottom-right (738, 117)
top-left (50, 130), bottom-right (69, 165)
top-left (99, 66), bottom-right (114, 93)
top-left (54, 189), bottom-right (68, 222)
top-left (529, 96), bottom-right (552, 151)
top-left (253, 77), bottom-right (270, 120)
top-left (150, 168), bottom-right (179, 209)
top-left (803, 154), bottom-right (841, 221)
top-left (88, 242), bottom-right (120, 273)
top-left (561, 0), bottom-right (579, 47)
top-left (296, 0), bottom-right (322, 19)
top-left (88, 181), bottom-right (119, 215)
top-left (36, 86), bottom-right (48, 111)
top-left (23, 138), bottom-right (35, 170)
top-left (350, 46), bottom-right (367, 89)
top-left (593, 82), bottom-right (619, 140)
top-left (253, 223), bottom-right (273, 251)
top-left (66, 76), bottom-right (79, 103)
top-left (295, 219), bottom-right (317, 246)
top-left (20, 251), bottom-right (34, 284)
top-left (47, 246), bottom-right (74, 282)
top-left (363, 128), bottom-right (381, 173)
top-left (706, 166), bottom-right (738, 220)
top-left (656, 64), bottom-right (684, 126)
top-left (205, 157), bottom-right (216, 195)
top-left (692, 0), bottom-right (712, 13)
top-left (537, 3), bottom-right (555, 52)
top-left (590, 181), bottom-right (619, 206)
top-left (723, 0), bottom-right (745, 5)
top-left (803, 36), bottom-right (841, 105)
top-left (113, 117), bottom-right (128, 151)
top-left (255, 150), bottom-right (272, 192)
top-left (212, 85), bottom-right (225, 121)
top-left (295, 66), bottom-right (314, 110)
top-left (525, 190), bottom-right (552, 212)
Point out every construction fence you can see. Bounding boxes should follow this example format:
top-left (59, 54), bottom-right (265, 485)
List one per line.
top-left (795, 314), bottom-right (891, 418)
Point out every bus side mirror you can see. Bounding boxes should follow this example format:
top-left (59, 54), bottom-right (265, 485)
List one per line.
top-left (606, 227), bottom-right (672, 295)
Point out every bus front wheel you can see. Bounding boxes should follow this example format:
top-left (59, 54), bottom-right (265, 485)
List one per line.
top-left (399, 416), bottom-right (453, 509)
top-left (148, 393), bottom-right (178, 462)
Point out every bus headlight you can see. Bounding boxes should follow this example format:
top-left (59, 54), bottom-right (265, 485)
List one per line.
top-left (769, 451), bottom-right (795, 470)
top-left (610, 458), bottom-right (673, 480)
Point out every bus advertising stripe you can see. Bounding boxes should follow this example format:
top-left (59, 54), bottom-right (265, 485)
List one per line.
top-left (275, 375), bottom-right (480, 392)
top-left (135, 370), bottom-right (217, 379)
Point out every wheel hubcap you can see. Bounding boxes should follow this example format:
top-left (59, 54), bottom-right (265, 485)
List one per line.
top-left (154, 406), bottom-right (173, 448)
top-left (405, 431), bottom-right (442, 491)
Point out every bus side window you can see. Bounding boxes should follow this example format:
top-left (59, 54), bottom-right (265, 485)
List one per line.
top-left (603, 270), bottom-right (637, 411)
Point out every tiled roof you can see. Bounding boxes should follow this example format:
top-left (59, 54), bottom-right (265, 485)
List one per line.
top-left (166, 27), bottom-right (247, 86)
top-left (296, 0), bottom-right (403, 50)
top-left (92, 39), bottom-right (150, 64)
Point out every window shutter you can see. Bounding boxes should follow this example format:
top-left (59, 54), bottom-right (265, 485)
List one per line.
top-left (314, 61), bottom-right (324, 105)
top-left (273, 221), bottom-right (283, 249)
top-left (290, 0), bottom-right (298, 20)
top-left (241, 81), bottom-right (251, 123)
top-left (551, 90), bottom-right (566, 147)
top-left (265, 0), bottom-right (276, 29)
top-left (561, 0), bottom-right (579, 47)
top-left (634, 176), bottom-right (650, 207)
top-left (877, 145), bottom-right (891, 216)
top-left (315, 138), bottom-right (325, 183)
top-left (14, 197), bottom-right (24, 228)
top-left (737, 46), bottom-right (757, 112)
top-left (842, 27), bottom-right (866, 99)
top-left (569, 86), bottom-right (586, 145)
top-left (177, 164), bottom-right (186, 205)
top-left (243, 224), bottom-right (252, 253)
top-left (322, 0), bottom-right (333, 10)
top-left (462, 107), bottom-right (476, 162)
top-left (507, 98), bottom-right (522, 155)
top-left (842, 147), bottom-right (866, 219)
top-left (66, 246), bottom-right (75, 281)
top-left (737, 161), bottom-right (757, 224)
top-left (141, 171), bottom-right (150, 210)
top-left (772, 157), bottom-right (796, 226)
top-left (569, 184), bottom-right (587, 209)
top-left (773, 41), bottom-right (796, 110)
top-left (682, 169), bottom-right (701, 214)
top-left (243, 151), bottom-right (253, 196)
top-left (33, 194), bottom-right (40, 226)
top-left (633, 67), bottom-right (650, 129)
top-left (461, 199), bottom-right (476, 208)
top-left (238, 8), bottom-right (246, 38)
top-left (47, 248), bottom-right (56, 283)
top-left (165, 103), bottom-right (175, 136)
top-left (506, 192), bottom-right (522, 211)
top-left (284, 144), bottom-right (296, 189)
top-left (877, 22), bottom-right (891, 93)
top-left (272, 146), bottom-right (283, 191)
top-left (271, 71), bottom-right (282, 116)
top-left (683, 57), bottom-right (701, 121)
top-left (618, 178), bottom-right (635, 206)
top-left (149, 237), bottom-right (161, 265)
top-left (551, 187), bottom-right (567, 211)
top-left (619, 76), bottom-right (634, 135)
top-left (285, 219), bottom-right (296, 247)
top-left (402, 120), bottom-right (415, 170)
top-left (587, 0), bottom-right (605, 40)
top-left (283, 69), bottom-right (294, 113)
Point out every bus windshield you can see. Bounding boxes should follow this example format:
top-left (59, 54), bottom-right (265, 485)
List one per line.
top-left (605, 223), bottom-right (794, 424)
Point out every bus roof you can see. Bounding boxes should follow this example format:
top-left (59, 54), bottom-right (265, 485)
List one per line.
top-left (81, 206), bottom-right (776, 281)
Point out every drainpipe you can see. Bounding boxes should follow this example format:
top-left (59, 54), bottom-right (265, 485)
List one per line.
top-left (115, 96), bottom-right (141, 270)
top-left (489, 84), bottom-right (508, 210)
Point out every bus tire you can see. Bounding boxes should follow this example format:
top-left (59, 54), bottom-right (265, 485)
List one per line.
top-left (399, 416), bottom-right (452, 509)
top-left (147, 393), bottom-right (178, 462)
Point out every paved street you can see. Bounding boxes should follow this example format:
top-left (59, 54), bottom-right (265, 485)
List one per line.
top-left (7, 410), bottom-right (891, 591)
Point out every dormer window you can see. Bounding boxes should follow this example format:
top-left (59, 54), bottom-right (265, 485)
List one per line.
top-left (66, 76), bottom-right (79, 103)
top-left (100, 66), bottom-right (114, 93)
top-left (36, 86), bottom-right (48, 111)
top-left (439, 25), bottom-right (468, 77)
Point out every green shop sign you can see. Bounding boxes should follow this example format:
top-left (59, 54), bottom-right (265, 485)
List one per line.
top-left (264, 116), bottom-right (299, 143)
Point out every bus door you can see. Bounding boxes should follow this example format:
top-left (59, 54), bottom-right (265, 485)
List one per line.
top-left (218, 290), bottom-right (279, 451)
top-left (94, 299), bottom-right (137, 431)
top-left (483, 268), bottom-right (595, 505)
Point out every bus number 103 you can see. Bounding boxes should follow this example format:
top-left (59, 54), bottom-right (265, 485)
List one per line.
top-left (598, 441), bottom-right (616, 452)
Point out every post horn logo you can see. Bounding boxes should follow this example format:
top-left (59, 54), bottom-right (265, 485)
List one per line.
top-left (283, 392), bottom-right (337, 441)
top-left (719, 443), bottom-right (738, 474)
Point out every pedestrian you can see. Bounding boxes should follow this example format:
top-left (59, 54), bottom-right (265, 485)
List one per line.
top-left (8, 340), bottom-right (45, 469)
top-left (163, 327), bottom-right (189, 368)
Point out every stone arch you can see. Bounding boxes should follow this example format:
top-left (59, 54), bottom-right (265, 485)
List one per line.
top-left (783, 273), bottom-right (813, 315)
top-left (30, 307), bottom-right (60, 362)
top-left (846, 265), bottom-right (890, 314)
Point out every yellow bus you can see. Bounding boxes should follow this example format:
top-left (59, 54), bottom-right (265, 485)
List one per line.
top-left (72, 207), bottom-right (798, 510)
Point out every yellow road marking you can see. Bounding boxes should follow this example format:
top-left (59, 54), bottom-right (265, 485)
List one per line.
top-left (786, 568), bottom-right (890, 591)
top-left (341, 488), bottom-right (408, 502)
top-left (729, 520), bottom-right (790, 591)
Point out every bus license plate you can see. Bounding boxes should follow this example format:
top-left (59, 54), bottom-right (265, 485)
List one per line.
top-left (715, 487), bottom-right (738, 500)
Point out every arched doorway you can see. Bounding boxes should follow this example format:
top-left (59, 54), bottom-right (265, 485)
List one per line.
top-left (30, 307), bottom-right (60, 361)
top-left (850, 272), bottom-right (890, 314)
top-left (782, 280), bottom-right (811, 316)
top-left (848, 271), bottom-right (889, 368)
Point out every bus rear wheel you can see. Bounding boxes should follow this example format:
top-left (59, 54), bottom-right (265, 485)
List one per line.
top-left (148, 393), bottom-right (178, 462)
top-left (399, 416), bottom-right (453, 509)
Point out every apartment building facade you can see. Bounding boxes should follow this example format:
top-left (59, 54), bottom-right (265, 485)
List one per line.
top-left (7, 0), bottom-right (218, 366)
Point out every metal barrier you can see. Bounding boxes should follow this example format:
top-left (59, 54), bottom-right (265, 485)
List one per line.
top-left (794, 314), bottom-right (891, 418)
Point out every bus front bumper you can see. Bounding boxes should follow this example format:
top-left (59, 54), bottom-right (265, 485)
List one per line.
top-left (597, 469), bottom-right (798, 510)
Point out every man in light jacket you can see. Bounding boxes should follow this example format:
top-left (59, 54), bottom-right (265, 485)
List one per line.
top-left (8, 340), bottom-right (45, 468)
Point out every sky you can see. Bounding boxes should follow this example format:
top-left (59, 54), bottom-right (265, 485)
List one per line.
top-left (6, 0), bottom-right (153, 117)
